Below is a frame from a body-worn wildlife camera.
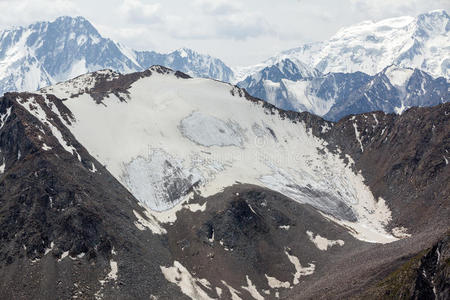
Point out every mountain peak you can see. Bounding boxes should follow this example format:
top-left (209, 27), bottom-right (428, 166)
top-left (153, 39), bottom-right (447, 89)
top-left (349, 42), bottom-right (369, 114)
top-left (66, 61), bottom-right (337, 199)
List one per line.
top-left (261, 9), bottom-right (449, 78)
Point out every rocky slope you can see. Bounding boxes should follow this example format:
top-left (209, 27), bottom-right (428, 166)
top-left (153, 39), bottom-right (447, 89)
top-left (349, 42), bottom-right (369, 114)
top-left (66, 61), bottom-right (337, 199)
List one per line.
top-left (0, 67), bottom-right (448, 299)
top-left (239, 61), bottom-right (449, 121)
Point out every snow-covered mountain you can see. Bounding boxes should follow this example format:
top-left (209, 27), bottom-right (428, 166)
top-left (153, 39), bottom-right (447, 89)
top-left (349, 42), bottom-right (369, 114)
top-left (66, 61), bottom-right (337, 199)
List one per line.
top-left (240, 60), bottom-right (449, 121)
top-left (1, 65), bottom-right (449, 299)
top-left (39, 66), bottom-right (395, 243)
top-left (236, 9), bottom-right (449, 82)
top-left (0, 16), bottom-right (233, 96)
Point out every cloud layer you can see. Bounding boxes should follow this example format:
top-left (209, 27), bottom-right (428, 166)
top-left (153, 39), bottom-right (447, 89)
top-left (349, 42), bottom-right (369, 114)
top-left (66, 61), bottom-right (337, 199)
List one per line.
top-left (0, 0), bottom-right (448, 65)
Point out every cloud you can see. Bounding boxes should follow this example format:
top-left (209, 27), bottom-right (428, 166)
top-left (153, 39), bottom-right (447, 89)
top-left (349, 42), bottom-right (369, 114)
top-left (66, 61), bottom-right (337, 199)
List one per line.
top-left (0, 0), bottom-right (447, 65)
top-left (0, 0), bottom-right (79, 27)
top-left (215, 12), bottom-right (273, 40)
top-left (194, 0), bottom-right (241, 16)
top-left (349, 0), bottom-right (449, 20)
top-left (120, 0), bottom-right (162, 24)
top-left (161, 1), bottom-right (272, 40)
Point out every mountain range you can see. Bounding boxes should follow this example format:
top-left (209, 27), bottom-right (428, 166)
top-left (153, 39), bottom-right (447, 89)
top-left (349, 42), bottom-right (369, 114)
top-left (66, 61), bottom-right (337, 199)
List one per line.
top-left (238, 9), bottom-right (449, 81)
top-left (239, 60), bottom-right (448, 121)
top-left (0, 66), bottom-right (448, 299)
top-left (0, 10), bottom-right (448, 122)
top-left (0, 16), bottom-right (234, 96)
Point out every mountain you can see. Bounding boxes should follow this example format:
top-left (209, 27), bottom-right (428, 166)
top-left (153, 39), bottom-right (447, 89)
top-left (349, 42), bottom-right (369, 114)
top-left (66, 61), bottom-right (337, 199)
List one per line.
top-left (0, 16), bottom-right (233, 96)
top-left (239, 60), bottom-right (449, 121)
top-left (261, 10), bottom-right (449, 79)
top-left (1, 66), bottom-right (448, 299)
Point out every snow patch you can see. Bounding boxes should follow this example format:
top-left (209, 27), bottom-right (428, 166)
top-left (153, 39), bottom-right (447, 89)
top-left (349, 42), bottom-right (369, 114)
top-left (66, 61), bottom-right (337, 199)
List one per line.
top-left (58, 251), bottom-right (69, 262)
top-left (0, 107), bottom-right (12, 129)
top-left (241, 276), bottom-right (264, 300)
top-left (265, 274), bottom-right (291, 289)
top-left (306, 231), bottom-right (345, 251)
top-left (17, 97), bottom-right (80, 159)
top-left (353, 122), bottom-right (364, 152)
top-left (385, 66), bottom-right (414, 87)
top-left (44, 242), bottom-right (55, 255)
top-left (133, 209), bottom-right (167, 235)
top-left (221, 280), bottom-right (242, 300)
top-left (90, 162), bottom-right (97, 173)
top-left (0, 159), bottom-right (5, 174)
top-left (42, 143), bottom-right (52, 151)
top-left (285, 250), bottom-right (315, 285)
top-left (161, 261), bottom-right (214, 300)
top-left (392, 226), bottom-right (411, 238)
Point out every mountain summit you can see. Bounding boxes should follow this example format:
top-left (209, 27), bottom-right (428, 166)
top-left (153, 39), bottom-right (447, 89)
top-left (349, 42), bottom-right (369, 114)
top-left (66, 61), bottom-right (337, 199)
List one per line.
top-left (0, 16), bottom-right (234, 96)
top-left (239, 10), bottom-right (449, 80)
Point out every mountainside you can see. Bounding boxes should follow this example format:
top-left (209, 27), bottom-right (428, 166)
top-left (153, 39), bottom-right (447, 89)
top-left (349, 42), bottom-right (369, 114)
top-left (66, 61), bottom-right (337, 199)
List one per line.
top-left (0, 66), bottom-right (449, 299)
top-left (0, 16), bottom-right (233, 96)
top-left (240, 61), bottom-right (449, 121)
top-left (265, 10), bottom-right (449, 79)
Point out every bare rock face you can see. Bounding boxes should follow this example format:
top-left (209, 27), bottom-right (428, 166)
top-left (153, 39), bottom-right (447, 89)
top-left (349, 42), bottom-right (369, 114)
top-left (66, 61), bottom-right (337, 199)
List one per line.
top-left (358, 234), bottom-right (450, 300)
top-left (325, 104), bottom-right (450, 234)
top-left (0, 93), bottom-right (187, 300)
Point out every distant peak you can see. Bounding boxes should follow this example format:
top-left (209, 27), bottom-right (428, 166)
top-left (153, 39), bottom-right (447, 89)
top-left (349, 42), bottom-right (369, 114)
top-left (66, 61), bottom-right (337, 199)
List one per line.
top-left (54, 15), bottom-right (90, 23)
top-left (420, 9), bottom-right (448, 17)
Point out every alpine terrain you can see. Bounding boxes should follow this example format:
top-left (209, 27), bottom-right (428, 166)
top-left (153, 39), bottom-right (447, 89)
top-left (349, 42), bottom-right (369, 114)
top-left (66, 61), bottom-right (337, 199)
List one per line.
top-left (236, 9), bottom-right (450, 121)
top-left (0, 16), bottom-right (233, 96)
top-left (0, 66), bottom-right (448, 299)
top-left (239, 60), bottom-right (449, 121)
top-left (236, 9), bottom-right (449, 80)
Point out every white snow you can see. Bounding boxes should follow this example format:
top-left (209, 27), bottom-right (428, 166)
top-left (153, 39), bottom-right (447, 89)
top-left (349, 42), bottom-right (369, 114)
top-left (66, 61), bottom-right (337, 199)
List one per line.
top-left (285, 250), bottom-right (315, 285)
top-left (54, 59), bottom-right (88, 83)
top-left (95, 258), bottom-right (119, 298)
top-left (279, 225), bottom-right (290, 230)
top-left (372, 114), bottom-right (379, 126)
top-left (263, 10), bottom-right (449, 78)
top-left (241, 276), bottom-right (264, 300)
top-left (0, 159), bottom-right (5, 174)
top-left (384, 66), bottom-right (414, 87)
top-left (392, 227), bottom-right (412, 238)
top-left (42, 143), bottom-right (52, 151)
top-left (353, 122), bottom-right (364, 152)
top-left (0, 107), bottom-right (12, 129)
top-left (58, 251), bottom-right (69, 262)
top-left (282, 79), bottom-right (335, 116)
top-left (90, 162), bottom-right (97, 173)
top-left (180, 112), bottom-right (244, 147)
top-left (184, 202), bottom-right (207, 212)
top-left (106, 260), bottom-right (118, 281)
top-left (265, 274), bottom-right (291, 289)
top-left (221, 280), bottom-right (242, 300)
top-left (45, 70), bottom-right (399, 243)
top-left (44, 242), bottom-right (55, 255)
top-left (161, 261), bottom-right (214, 300)
top-left (306, 231), bottom-right (345, 251)
top-left (16, 97), bottom-right (80, 159)
top-left (133, 208), bottom-right (167, 235)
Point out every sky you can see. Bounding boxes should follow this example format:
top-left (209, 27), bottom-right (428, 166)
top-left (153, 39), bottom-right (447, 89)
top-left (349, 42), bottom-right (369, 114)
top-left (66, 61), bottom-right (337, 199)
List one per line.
top-left (0, 0), bottom-right (448, 66)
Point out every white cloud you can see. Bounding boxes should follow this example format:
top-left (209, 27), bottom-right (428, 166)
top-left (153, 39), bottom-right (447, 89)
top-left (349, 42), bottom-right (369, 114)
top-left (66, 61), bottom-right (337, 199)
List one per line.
top-left (0, 0), bottom-right (447, 65)
top-left (0, 0), bottom-right (79, 27)
top-left (194, 0), bottom-right (241, 16)
top-left (120, 0), bottom-right (161, 24)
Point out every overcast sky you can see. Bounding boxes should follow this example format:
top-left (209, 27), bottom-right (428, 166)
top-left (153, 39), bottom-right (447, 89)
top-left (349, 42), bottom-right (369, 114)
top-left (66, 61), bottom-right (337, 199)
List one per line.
top-left (0, 0), bottom-right (448, 66)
